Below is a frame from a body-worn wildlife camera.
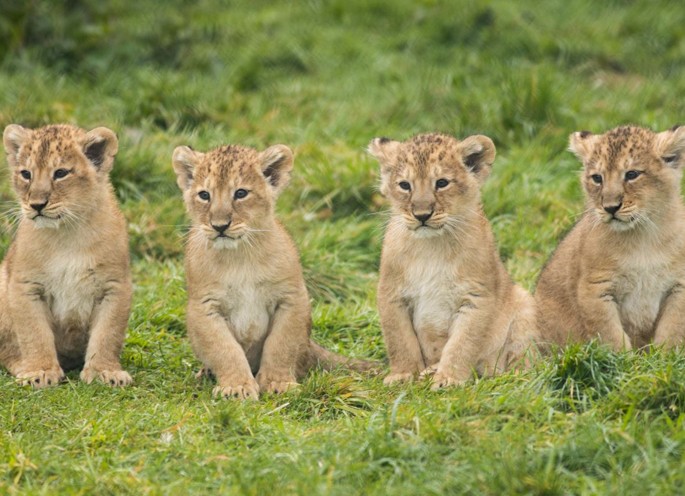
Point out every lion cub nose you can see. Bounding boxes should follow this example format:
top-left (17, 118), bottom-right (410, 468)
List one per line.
top-left (30, 201), bottom-right (48, 213)
top-left (413, 211), bottom-right (433, 224)
top-left (212, 223), bottom-right (230, 234)
top-left (603, 203), bottom-right (622, 215)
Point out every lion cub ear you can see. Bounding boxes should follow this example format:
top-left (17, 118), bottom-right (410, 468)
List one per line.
top-left (655, 125), bottom-right (685, 169)
top-left (82, 127), bottom-right (119, 174)
top-left (172, 146), bottom-right (203, 192)
top-left (459, 135), bottom-right (496, 184)
top-left (3, 124), bottom-right (32, 169)
top-left (259, 144), bottom-right (293, 195)
top-left (368, 137), bottom-right (401, 166)
top-left (568, 130), bottom-right (599, 163)
top-left (368, 137), bottom-right (401, 196)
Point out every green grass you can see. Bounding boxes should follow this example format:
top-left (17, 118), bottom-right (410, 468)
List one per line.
top-left (2, 0), bottom-right (685, 493)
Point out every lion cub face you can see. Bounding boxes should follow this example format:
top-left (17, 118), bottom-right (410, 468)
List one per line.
top-left (172, 144), bottom-right (293, 249)
top-left (368, 133), bottom-right (495, 237)
top-left (570, 125), bottom-right (685, 232)
top-left (3, 124), bottom-right (118, 229)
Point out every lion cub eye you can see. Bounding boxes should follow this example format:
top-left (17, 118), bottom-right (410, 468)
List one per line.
top-left (234, 189), bottom-right (248, 200)
top-left (20, 170), bottom-right (31, 180)
top-left (398, 181), bottom-right (411, 191)
top-left (197, 191), bottom-right (211, 201)
top-left (435, 178), bottom-right (449, 189)
top-left (624, 170), bottom-right (642, 181)
top-left (53, 168), bottom-right (70, 180)
top-left (590, 174), bottom-right (603, 184)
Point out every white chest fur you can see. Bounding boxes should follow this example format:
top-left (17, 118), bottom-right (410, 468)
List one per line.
top-left (615, 257), bottom-right (674, 338)
top-left (402, 255), bottom-right (465, 332)
top-left (43, 253), bottom-right (98, 328)
top-left (218, 267), bottom-right (273, 348)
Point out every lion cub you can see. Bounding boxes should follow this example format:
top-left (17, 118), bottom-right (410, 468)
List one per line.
top-left (173, 143), bottom-right (372, 400)
top-left (0, 124), bottom-right (132, 388)
top-left (370, 133), bottom-right (538, 389)
top-left (536, 125), bottom-right (685, 350)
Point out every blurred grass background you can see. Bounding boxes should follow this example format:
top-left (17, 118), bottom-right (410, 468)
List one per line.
top-left (2, 0), bottom-right (685, 494)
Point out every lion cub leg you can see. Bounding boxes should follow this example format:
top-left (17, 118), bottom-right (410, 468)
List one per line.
top-left (8, 287), bottom-right (64, 388)
top-left (577, 277), bottom-right (632, 351)
top-left (187, 299), bottom-right (259, 400)
top-left (379, 298), bottom-right (426, 385)
top-left (0, 301), bottom-right (21, 374)
top-left (80, 280), bottom-right (132, 387)
top-left (494, 288), bottom-right (541, 372)
top-left (256, 294), bottom-right (310, 394)
top-left (431, 300), bottom-right (496, 390)
top-left (0, 328), bottom-right (21, 374)
top-left (653, 284), bottom-right (685, 347)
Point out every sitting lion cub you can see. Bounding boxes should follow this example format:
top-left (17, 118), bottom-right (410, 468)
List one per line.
top-left (369, 133), bottom-right (538, 389)
top-left (0, 124), bottom-right (132, 387)
top-left (172, 143), bottom-right (373, 400)
top-left (536, 125), bottom-right (685, 350)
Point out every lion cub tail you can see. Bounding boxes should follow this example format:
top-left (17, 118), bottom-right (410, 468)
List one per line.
top-left (308, 341), bottom-right (380, 373)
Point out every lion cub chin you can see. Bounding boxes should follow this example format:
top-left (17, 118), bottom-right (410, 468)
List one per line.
top-left (536, 125), bottom-right (685, 350)
top-left (173, 143), bottom-right (373, 400)
top-left (369, 133), bottom-right (539, 390)
top-left (0, 124), bottom-right (132, 388)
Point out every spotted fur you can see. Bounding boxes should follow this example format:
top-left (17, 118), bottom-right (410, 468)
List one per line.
top-left (172, 142), bottom-right (376, 400)
top-left (536, 125), bottom-right (685, 349)
top-left (369, 132), bottom-right (539, 389)
top-left (0, 124), bottom-right (132, 388)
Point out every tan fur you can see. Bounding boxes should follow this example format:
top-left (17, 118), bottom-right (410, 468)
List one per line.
top-left (173, 143), bottom-right (374, 400)
top-left (370, 133), bottom-right (538, 389)
top-left (536, 125), bottom-right (685, 350)
top-left (0, 124), bottom-right (132, 387)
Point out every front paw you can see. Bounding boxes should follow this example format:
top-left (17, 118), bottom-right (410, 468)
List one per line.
top-left (213, 378), bottom-right (260, 400)
top-left (259, 379), bottom-right (299, 395)
top-left (195, 367), bottom-right (215, 380)
top-left (80, 367), bottom-right (133, 387)
top-left (383, 372), bottom-right (414, 385)
top-left (419, 365), bottom-right (438, 379)
top-left (17, 367), bottom-right (65, 388)
top-left (430, 371), bottom-right (466, 391)
top-left (256, 372), bottom-right (299, 394)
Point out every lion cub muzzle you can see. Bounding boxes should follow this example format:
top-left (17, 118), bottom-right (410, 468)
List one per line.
top-left (211, 222), bottom-right (231, 235)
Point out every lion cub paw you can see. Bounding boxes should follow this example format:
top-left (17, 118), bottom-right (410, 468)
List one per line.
top-left (260, 380), bottom-right (299, 395)
top-left (419, 365), bottom-right (438, 379)
top-left (383, 372), bottom-right (414, 385)
top-left (17, 368), bottom-right (65, 388)
top-left (213, 380), bottom-right (260, 400)
top-left (80, 367), bottom-right (133, 387)
top-left (195, 367), bottom-right (216, 380)
top-left (430, 371), bottom-right (466, 391)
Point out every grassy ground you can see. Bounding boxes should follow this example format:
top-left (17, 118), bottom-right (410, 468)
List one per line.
top-left (1, 0), bottom-right (685, 493)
